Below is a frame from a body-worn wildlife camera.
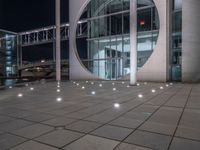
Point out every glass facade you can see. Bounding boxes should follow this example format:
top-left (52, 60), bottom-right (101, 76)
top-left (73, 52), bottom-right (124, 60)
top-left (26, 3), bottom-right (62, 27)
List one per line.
top-left (0, 30), bottom-right (17, 78)
top-left (76, 0), bottom-right (159, 80)
top-left (171, 0), bottom-right (182, 81)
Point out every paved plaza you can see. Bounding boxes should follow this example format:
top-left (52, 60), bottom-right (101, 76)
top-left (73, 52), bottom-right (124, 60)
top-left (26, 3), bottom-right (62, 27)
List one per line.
top-left (0, 81), bottom-right (200, 150)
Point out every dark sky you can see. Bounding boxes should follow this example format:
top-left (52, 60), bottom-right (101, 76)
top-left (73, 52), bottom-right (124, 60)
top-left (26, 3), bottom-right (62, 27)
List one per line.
top-left (0, 0), bottom-right (69, 61)
top-left (0, 0), bottom-right (69, 32)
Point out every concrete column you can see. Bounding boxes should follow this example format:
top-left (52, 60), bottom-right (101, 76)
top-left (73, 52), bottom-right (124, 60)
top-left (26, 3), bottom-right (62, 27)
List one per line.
top-left (130, 0), bottom-right (137, 85)
top-left (56, 0), bottom-right (61, 81)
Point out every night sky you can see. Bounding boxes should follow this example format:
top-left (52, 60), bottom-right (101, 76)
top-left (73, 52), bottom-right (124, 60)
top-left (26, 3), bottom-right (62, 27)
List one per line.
top-left (0, 0), bottom-right (69, 61)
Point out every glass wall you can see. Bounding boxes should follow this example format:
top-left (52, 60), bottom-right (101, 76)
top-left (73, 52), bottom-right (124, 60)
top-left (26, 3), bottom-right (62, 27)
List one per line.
top-left (77, 0), bottom-right (160, 80)
top-left (0, 30), bottom-right (17, 78)
top-left (171, 0), bottom-right (182, 81)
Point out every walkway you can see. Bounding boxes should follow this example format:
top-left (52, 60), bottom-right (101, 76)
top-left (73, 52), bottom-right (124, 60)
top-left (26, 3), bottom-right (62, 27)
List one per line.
top-left (0, 81), bottom-right (200, 150)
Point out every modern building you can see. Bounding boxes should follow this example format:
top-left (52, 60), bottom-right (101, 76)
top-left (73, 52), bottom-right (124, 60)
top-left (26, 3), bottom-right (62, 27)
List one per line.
top-left (0, 29), bottom-right (17, 77)
top-left (69, 0), bottom-right (200, 82)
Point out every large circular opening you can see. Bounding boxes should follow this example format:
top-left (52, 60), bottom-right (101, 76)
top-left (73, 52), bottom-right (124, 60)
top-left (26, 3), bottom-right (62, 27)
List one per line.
top-left (76, 0), bottom-right (160, 80)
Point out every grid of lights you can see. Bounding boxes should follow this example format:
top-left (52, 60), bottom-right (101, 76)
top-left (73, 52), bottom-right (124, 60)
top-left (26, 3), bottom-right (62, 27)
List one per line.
top-left (13, 80), bottom-right (173, 107)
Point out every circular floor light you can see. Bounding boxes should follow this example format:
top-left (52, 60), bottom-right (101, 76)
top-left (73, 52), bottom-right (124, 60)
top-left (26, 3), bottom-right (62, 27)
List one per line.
top-left (56, 97), bottom-right (62, 102)
top-left (91, 91), bottom-right (96, 95)
top-left (160, 86), bottom-right (164, 90)
top-left (114, 103), bottom-right (120, 108)
top-left (18, 93), bottom-right (23, 98)
top-left (138, 94), bottom-right (143, 98)
top-left (30, 87), bottom-right (34, 91)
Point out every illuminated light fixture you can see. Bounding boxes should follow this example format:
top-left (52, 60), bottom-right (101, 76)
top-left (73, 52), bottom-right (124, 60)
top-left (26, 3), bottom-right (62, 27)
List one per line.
top-left (81, 86), bottom-right (85, 90)
top-left (166, 84), bottom-right (169, 87)
top-left (160, 86), bottom-right (164, 90)
top-left (112, 83), bottom-right (115, 85)
top-left (91, 91), bottom-right (96, 95)
top-left (91, 82), bottom-right (94, 85)
top-left (30, 87), bottom-right (34, 91)
top-left (122, 82), bottom-right (125, 84)
top-left (114, 103), bottom-right (120, 108)
top-left (137, 83), bottom-right (140, 86)
top-left (18, 93), bottom-right (23, 98)
top-left (127, 85), bottom-right (130, 88)
top-left (25, 83), bottom-right (29, 87)
top-left (57, 89), bottom-right (61, 92)
top-left (41, 60), bottom-right (45, 63)
top-left (99, 84), bottom-right (102, 87)
top-left (73, 82), bottom-right (76, 84)
top-left (76, 83), bottom-right (80, 86)
top-left (57, 85), bottom-right (60, 88)
top-left (170, 83), bottom-right (173, 85)
top-left (144, 82), bottom-right (147, 85)
top-left (138, 94), bottom-right (143, 98)
top-left (9, 86), bottom-right (12, 89)
top-left (151, 89), bottom-right (156, 93)
top-left (140, 20), bottom-right (145, 26)
top-left (56, 97), bottom-right (62, 102)
top-left (113, 88), bottom-right (116, 91)
top-left (78, 21), bottom-right (82, 24)
top-left (86, 81), bottom-right (88, 83)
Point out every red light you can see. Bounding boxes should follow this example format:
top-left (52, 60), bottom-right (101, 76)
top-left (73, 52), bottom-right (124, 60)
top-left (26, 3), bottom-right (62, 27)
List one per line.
top-left (140, 20), bottom-right (145, 26)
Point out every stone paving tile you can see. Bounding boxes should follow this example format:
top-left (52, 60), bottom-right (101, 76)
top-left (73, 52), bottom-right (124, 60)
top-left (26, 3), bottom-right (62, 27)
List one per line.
top-left (0, 119), bottom-right (34, 132)
top-left (125, 130), bottom-right (172, 150)
top-left (64, 135), bottom-right (119, 150)
top-left (0, 115), bottom-right (14, 123)
top-left (35, 129), bottom-right (84, 148)
top-left (12, 123), bottom-right (54, 139)
top-left (146, 93), bottom-right (174, 106)
top-left (139, 107), bottom-right (182, 135)
top-left (42, 117), bottom-right (77, 127)
top-left (24, 113), bottom-right (56, 122)
top-left (65, 120), bottom-right (101, 133)
top-left (0, 130), bottom-right (3, 135)
top-left (10, 141), bottom-right (58, 150)
top-left (187, 96), bottom-right (200, 109)
top-left (0, 133), bottom-right (27, 150)
top-left (65, 112), bottom-right (91, 119)
top-left (91, 125), bottom-right (133, 141)
top-left (176, 109), bottom-right (200, 140)
top-left (115, 143), bottom-right (153, 150)
top-left (110, 117), bottom-right (143, 129)
top-left (169, 137), bottom-right (200, 150)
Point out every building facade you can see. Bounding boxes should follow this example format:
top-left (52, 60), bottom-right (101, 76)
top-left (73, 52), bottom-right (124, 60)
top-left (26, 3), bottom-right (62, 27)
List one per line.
top-left (0, 29), bottom-right (17, 77)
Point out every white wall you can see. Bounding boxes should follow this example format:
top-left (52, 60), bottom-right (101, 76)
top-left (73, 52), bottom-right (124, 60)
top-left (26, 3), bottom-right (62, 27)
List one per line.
top-left (182, 0), bottom-right (200, 82)
top-left (137, 0), bottom-right (169, 82)
top-left (69, 0), bottom-right (99, 80)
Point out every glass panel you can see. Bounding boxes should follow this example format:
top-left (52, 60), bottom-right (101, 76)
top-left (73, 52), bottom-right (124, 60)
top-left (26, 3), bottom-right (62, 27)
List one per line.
top-left (137, 0), bottom-right (154, 8)
top-left (172, 11), bottom-right (182, 32)
top-left (111, 14), bottom-right (123, 35)
top-left (123, 13), bottom-right (130, 34)
top-left (138, 8), bottom-right (152, 32)
top-left (108, 0), bottom-right (123, 14)
top-left (173, 0), bottom-right (182, 10)
top-left (123, 0), bottom-right (130, 10)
